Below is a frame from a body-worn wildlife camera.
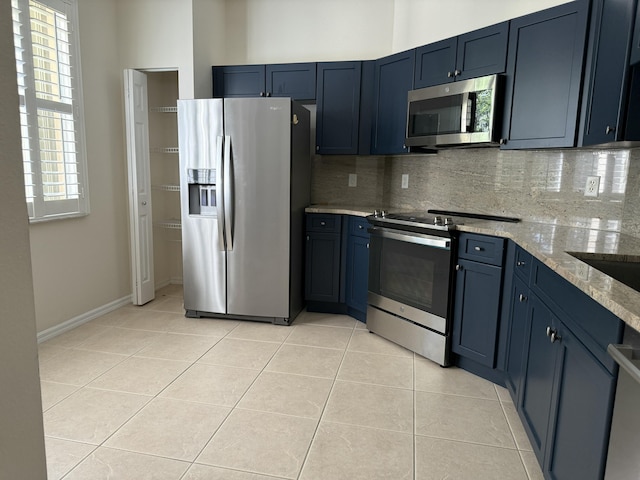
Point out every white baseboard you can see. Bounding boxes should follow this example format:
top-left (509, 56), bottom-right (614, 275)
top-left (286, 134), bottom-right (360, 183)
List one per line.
top-left (37, 294), bottom-right (132, 344)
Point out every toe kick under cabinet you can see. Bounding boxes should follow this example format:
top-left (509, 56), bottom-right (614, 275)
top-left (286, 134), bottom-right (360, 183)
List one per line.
top-left (304, 213), bottom-right (369, 322)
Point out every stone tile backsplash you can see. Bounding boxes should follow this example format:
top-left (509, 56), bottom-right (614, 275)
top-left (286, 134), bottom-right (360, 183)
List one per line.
top-left (311, 147), bottom-right (640, 238)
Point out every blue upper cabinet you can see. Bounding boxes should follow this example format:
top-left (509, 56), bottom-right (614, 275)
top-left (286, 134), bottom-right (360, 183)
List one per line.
top-left (266, 63), bottom-right (316, 100)
top-left (579, 0), bottom-right (638, 146)
top-left (414, 37), bottom-right (457, 88)
top-left (501, 0), bottom-right (590, 149)
top-left (371, 50), bottom-right (415, 155)
top-left (213, 63), bottom-right (316, 101)
top-left (212, 65), bottom-right (265, 98)
top-left (316, 62), bottom-right (363, 155)
top-left (414, 22), bottom-right (509, 89)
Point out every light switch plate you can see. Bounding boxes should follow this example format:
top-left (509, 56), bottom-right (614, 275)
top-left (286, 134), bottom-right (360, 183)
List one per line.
top-left (401, 174), bottom-right (409, 189)
top-left (348, 173), bottom-right (357, 187)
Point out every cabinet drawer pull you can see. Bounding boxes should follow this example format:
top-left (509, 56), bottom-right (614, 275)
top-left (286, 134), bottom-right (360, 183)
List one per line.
top-left (320, 221), bottom-right (326, 226)
top-left (605, 125), bottom-right (616, 135)
top-left (358, 225), bottom-right (364, 229)
top-left (366, 243), bottom-right (370, 249)
top-left (519, 293), bottom-right (527, 302)
top-left (546, 326), bottom-right (561, 343)
top-left (454, 69), bottom-right (461, 77)
top-left (455, 264), bottom-right (462, 271)
top-left (517, 261), bottom-right (526, 266)
top-left (474, 246), bottom-right (484, 251)
top-left (447, 71), bottom-right (454, 78)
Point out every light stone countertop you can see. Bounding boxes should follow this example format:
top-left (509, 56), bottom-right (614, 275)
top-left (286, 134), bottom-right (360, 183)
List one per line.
top-left (305, 204), bottom-right (640, 333)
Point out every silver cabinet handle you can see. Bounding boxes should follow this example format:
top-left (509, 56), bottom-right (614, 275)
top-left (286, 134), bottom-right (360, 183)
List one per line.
top-left (455, 264), bottom-right (462, 271)
top-left (320, 221), bottom-right (326, 226)
top-left (454, 69), bottom-right (461, 76)
top-left (605, 125), bottom-right (616, 135)
top-left (447, 71), bottom-right (454, 78)
top-left (546, 326), bottom-right (561, 343)
top-left (519, 293), bottom-right (527, 302)
top-left (517, 261), bottom-right (526, 266)
top-left (358, 225), bottom-right (364, 229)
top-left (366, 243), bottom-right (370, 249)
top-left (474, 246), bottom-right (483, 251)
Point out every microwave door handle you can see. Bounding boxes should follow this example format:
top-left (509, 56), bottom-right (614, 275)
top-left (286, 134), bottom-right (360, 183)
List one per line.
top-left (216, 135), bottom-right (226, 251)
top-left (460, 92), bottom-right (470, 133)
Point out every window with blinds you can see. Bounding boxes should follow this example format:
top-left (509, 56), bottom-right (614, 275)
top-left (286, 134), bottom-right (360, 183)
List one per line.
top-left (12, 0), bottom-right (89, 221)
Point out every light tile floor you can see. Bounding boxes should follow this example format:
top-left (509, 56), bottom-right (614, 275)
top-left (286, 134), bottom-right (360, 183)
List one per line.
top-left (39, 285), bottom-right (544, 480)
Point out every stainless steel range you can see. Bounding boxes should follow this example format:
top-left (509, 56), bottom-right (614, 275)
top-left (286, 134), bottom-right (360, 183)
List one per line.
top-left (366, 210), bottom-right (461, 366)
top-left (367, 209), bottom-right (519, 365)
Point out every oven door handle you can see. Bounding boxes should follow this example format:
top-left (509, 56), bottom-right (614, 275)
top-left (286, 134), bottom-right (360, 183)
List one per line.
top-left (369, 227), bottom-right (451, 250)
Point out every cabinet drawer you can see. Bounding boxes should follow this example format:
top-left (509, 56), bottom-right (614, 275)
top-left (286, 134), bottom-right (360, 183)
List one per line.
top-left (349, 216), bottom-right (371, 238)
top-left (458, 233), bottom-right (505, 266)
top-left (306, 214), bottom-right (341, 233)
top-left (514, 245), bottom-right (532, 281)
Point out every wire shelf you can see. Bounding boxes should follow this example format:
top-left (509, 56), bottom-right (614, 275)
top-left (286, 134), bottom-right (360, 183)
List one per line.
top-left (152, 184), bottom-right (180, 192)
top-left (149, 106), bottom-right (178, 113)
top-left (154, 219), bottom-right (181, 230)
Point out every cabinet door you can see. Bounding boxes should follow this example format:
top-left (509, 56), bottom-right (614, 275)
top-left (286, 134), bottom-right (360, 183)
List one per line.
top-left (266, 63), bottom-right (316, 101)
top-left (501, 0), bottom-right (589, 149)
top-left (544, 323), bottom-right (616, 480)
top-left (212, 65), bottom-right (266, 98)
top-left (504, 275), bottom-right (530, 403)
top-left (519, 294), bottom-right (559, 465)
top-left (579, 0), bottom-right (636, 146)
top-left (414, 37), bottom-right (457, 89)
top-left (451, 259), bottom-right (503, 367)
top-left (316, 62), bottom-right (362, 155)
top-left (305, 232), bottom-right (341, 303)
top-left (345, 234), bottom-right (370, 315)
top-left (456, 22), bottom-right (509, 81)
top-left (371, 50), bottom-right (415, 155)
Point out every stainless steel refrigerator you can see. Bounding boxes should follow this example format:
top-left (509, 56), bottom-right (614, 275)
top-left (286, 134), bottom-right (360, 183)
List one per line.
top-left (177, 98), bottom-right (310, 325)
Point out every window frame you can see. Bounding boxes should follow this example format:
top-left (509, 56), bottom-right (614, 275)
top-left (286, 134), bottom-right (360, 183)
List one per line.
top-left (12, 0), bottom-right (89, 222)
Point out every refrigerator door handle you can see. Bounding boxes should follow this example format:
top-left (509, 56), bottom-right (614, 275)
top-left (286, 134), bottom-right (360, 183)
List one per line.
top-left (216, 135), bottom-right (226, 251)
top-left (223, 135), bottom-right (234, 251)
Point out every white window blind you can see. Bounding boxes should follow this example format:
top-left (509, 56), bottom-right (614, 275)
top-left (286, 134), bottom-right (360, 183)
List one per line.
top-left (12, 0), bottom-right (89, 222)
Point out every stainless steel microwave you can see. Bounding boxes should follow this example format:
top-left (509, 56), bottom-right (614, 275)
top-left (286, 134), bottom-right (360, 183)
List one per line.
top-left (405, 74), bottom-right (503, 148)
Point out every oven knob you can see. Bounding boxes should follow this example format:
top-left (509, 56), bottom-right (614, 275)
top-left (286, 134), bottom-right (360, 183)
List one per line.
top-left (433, 216), bottom-right (443, 226)
top-left (444, 217), bottom-right (453, 226)
top-left (373, 209), bottom-right (379, 217)
top-left (381, 210), bottom-right (387, 218)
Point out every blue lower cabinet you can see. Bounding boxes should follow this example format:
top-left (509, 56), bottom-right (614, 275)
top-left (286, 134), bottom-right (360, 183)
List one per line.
top-left (305, 214), bottom-right (369, 322)
top-left (509, 250), bottom-right (621, 480)
top-left (504, 275), bottom-right (530, 403)
top-left (545, 322), bottom-right (616, 480)
top-left (519, 294), bottom-right (560, 464)
top-left (452, 258), bottom-right (502, 367)
top-left (345, 218), bottom-right (370, 322)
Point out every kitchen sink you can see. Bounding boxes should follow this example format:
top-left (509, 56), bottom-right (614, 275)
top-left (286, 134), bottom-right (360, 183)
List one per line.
top-left (568, 252), bottom-right (640, 293)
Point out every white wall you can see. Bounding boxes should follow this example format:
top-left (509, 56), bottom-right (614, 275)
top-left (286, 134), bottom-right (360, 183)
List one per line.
top-left (29, 0), bottom-right (132, 333)
top-left (0, 0), bottom-right (47, 476)
top-left (193, 0), bottom-right (227, 98)
top-left (392, 0), bottom-right (573, 51)
top-left (116, 0), bottom-right (195, 98)
top-left (220, 0), bottom-right (395, 64)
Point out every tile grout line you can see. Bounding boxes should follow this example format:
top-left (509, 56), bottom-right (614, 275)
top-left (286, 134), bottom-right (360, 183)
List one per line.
top-left (294, 320), bottom-right (359, 480)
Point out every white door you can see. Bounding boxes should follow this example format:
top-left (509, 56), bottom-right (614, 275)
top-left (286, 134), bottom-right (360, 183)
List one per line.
top-left (124, 69), bottom-right (155, 305)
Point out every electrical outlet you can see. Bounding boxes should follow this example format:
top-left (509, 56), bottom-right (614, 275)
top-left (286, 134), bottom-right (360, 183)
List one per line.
top-left (584, 176), bottom-right (600, 197)
top-left (348, 173), bottom-right (357, 187)
top-left (576, 262), bottom-right (589, 281)
top-left (401, 174), bottom-right (409, 189)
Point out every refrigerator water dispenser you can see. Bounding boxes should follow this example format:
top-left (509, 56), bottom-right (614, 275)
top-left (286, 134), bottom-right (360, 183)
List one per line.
top-left (187, 168), bottom-right (217, 216)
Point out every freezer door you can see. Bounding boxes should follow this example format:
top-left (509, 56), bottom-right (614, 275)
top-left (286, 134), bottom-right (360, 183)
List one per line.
top-left (224, 98), bottom-right (291, 318)
top-left (178, 99), bottom-right (227, 314)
